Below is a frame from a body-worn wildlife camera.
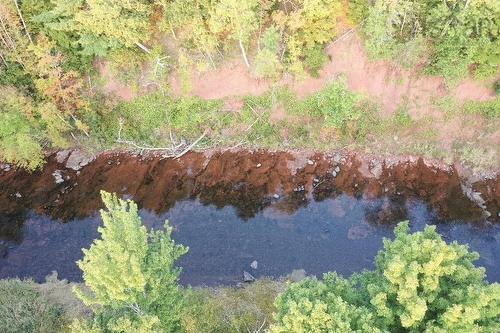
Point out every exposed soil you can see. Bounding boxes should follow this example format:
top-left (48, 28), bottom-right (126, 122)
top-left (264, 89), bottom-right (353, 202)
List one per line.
top-left (168, 32), bottom-right (495, 117)
top-left (95, 60), bottom-right (135, 101)
top-left (0, 150), bottom-right (497, 225)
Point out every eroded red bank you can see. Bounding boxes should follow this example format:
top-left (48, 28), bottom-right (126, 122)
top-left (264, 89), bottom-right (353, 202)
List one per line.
top-left (0, 150), bottom-right (498, 222)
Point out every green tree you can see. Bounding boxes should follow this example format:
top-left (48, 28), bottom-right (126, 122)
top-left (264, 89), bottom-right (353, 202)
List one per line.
top-left (424, 0), bottom-right (499, 81)
top-left (209, 0), bottom-right (260, 67)
top-left (156, 0), bottom-right (220, 67)
top-left (363, 0), bottom-right (499, 82)
top-left (73, 191), bottom-right (188, 333)
top-left (273, 0), bottom-right (340, 75)
top-left (35, 0), bottom-right (152, 56)
top-left (270, 222), bottom-right (500, 332)
top-left (0, 86), bottom-right (44, 170)
top-left (254, 25), bottom-right (283, 79)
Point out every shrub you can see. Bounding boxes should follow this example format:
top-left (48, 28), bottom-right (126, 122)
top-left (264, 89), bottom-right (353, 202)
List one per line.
top-left (300, 80), bottom-right (374, 140)
top-left (463, 99), bottom-right (500, 119)
top-left (182, 279), bottom-right (285, 333)
top-left (115, 93), bottom-right (225, 146)
top-left (0, 279), bottom-right (66, 333)
top-left (115, 92), bottom-right (170, 145)
top-left (303, 44), bottom-right (329, 78)
top-left (254, 48), bottom-right (283, 79)
top-left (270, 222), bottom-right (500, 332)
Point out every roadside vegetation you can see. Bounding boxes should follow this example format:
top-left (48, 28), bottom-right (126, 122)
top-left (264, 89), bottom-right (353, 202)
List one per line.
top-left (1, 192), bottom-right (498, 332)
top-left (0, 0), bottom-right (498, 173)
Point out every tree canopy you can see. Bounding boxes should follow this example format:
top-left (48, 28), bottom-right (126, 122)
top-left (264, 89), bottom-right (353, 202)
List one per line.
top-left (73, 191), bottom-right (188, 333)
top-left (270, 222), bottom-right (500, 333)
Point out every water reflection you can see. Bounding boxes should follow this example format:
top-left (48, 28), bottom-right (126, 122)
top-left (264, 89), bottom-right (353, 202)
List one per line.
top-left (1, 194), bottom-right (498, 286)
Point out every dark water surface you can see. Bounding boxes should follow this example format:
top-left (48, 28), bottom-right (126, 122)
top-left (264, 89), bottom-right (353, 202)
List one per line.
top-left (0, 151), bottom-right (499, 285)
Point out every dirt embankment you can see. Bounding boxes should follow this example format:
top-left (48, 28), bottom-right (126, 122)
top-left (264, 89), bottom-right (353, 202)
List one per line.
top-left (169, 32), bottom-right (495, 115)
top-left (0, 150), bottom-right (497, 224)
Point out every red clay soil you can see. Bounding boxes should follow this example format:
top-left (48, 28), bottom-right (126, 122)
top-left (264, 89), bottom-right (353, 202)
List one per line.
top-left (95, 60), bottom-right (135, 101)
top-left (0, 150), bottom-right (497, 222)
top-left (169, 32), bottom-right (495, 117)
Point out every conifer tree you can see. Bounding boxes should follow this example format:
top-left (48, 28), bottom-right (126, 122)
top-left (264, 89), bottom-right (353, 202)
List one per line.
top-left (35, 0), bottom-right (152, 56)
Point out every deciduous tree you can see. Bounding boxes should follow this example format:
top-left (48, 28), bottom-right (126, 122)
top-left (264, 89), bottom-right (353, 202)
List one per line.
top-left (270, 222), bottom-right (500, 332)
top-left (74, 191), bottom-right (188, 332)
top-left (209, 0), bottom-right (260, 67)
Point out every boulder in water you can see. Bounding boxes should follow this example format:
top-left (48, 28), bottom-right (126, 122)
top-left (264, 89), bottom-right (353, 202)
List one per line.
top-left (243, 271), bottom-right (255, 282)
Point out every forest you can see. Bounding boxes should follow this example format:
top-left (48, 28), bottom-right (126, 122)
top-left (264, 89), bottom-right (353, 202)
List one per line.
top-left (0, 0), bottom-right (498, 171)
top-left (0, 1), bottom-right (499, 332)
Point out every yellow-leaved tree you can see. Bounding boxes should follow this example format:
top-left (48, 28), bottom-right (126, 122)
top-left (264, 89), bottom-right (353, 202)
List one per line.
top-left (72, 191), bottom-right (188, 333)
top-left (209, 0), bottom-right (260, 67)
top-left (270, 222), bottom-right (500, 332)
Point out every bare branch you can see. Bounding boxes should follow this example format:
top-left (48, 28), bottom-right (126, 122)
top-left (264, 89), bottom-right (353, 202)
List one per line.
top-left (174, 129), bottom-right (208, 159)
top-left (13, 0), bottom-right (31, 43)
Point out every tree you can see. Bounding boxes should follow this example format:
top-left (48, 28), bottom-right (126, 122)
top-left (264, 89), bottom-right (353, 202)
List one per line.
top-left (0, 1), bottom-right (31, 66)
top-left (362, 0), bottom-right (500, 82)
top-left (209, 0), bottom-right (260, 67)
top-left (273, 0), bottom-right (340, 75)
top-left (156, 0), bottom-right (220, 67)
top-left (73, 191), bottom-right (188, 333)
top-left (0, 86), bottom-right (44, 170)
top-left (35, 0), bottom-right (152, 56)
top-left (254, 25), bottom-right (283, 79)
top-left (270, 222), bottom-right (500, 332)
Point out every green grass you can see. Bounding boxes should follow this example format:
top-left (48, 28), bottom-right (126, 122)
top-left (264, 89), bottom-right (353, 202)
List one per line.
top-left (0, 279), bottom-right (68, 333)
top-left (394, 103), bottom-right (413, 127)
top-left (182, 279), bottom-right (284, 333)
top-left (463, 99), bottom-right (500, 119)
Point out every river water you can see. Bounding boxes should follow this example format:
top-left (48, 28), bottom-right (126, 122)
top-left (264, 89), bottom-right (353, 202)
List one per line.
top-left (0, 151), bottom-right (498, 285)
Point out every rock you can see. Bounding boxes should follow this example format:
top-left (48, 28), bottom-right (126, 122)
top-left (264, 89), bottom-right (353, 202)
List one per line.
top-left (55, 150), bottom-right (71, 164)
top-left (66, 150), bottom-right (95, 171)
top-left (370, 161), bottom-right (383, 178)
top-left (256, 163), bottom-right (262, 168)
top-left (289, 269), bottom-right (307, 282)
top-left (0, 163), bottom-right (11, 172)
top-left (335, 166), bottom-right (340, 173)
top-left (294, 185), bottom-right (305, 192)
top-left (462, 183), bottom-right (487, 210)
top-left (273, 194), bottom-right (280, 199)
top-left (307, 159), bottom-right (314, 165)
top-left (348, 224), bottom-right (375, 240)
top-left (331, 171), bottom-right (337, 177)
top-left (52, 170), bottom-right (65, 184)
top-left (250, 260), bottom-right (258, 269)
top-left (243, 271), bottom-right (255, 282)
top-left (0, 243), bottom-right (7, 258)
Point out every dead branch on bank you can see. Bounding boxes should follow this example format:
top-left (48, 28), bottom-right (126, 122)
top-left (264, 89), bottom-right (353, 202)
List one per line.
top-left (116, 118), bottom-right (208, 158)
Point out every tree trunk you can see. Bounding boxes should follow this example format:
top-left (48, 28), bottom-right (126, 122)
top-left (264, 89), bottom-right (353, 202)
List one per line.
top-left (135, 42), bottom-right (151, 54)
top-left (13, 0), bottom-right (32, 43)
top-left (239, 38), bottom-right (250, 68)
top-left (0, 52), bottom-right (7, 67)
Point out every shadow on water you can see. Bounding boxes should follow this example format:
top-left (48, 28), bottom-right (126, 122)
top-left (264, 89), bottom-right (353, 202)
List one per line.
top-left (0, 151), bottom-right (499, 285)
